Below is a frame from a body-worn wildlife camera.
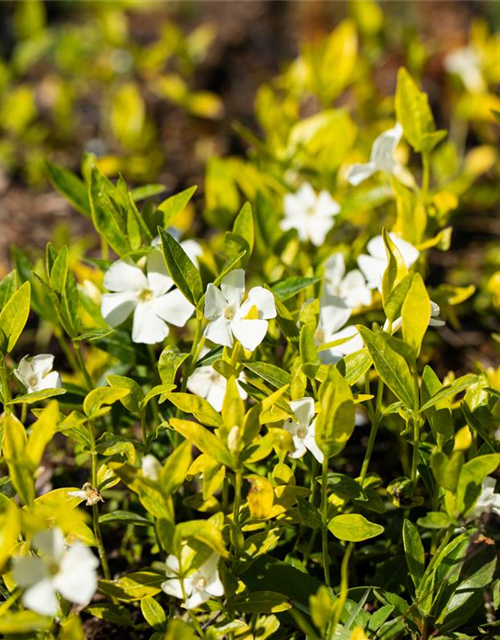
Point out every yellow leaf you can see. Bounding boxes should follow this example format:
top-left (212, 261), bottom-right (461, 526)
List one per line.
top-left (247, 475), bottom-right (274, 519)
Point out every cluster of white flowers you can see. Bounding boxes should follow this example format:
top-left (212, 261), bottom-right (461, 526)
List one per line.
top-left (13, 528), bottom-right (98, 616)
top-left (468, 477), bottom-right (500, 521)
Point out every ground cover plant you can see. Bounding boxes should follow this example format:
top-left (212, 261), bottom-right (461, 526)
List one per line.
top-left (1, 2), bottom-right (500, 640)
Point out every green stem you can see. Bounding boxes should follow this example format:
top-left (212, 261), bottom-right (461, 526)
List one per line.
top-left (233, 468), bottom-right (243, 529)
top-left (73, 341), bottom-right (93, 391)
top-left (360, 378), bottom-right (384, 482)
top-left (88, 419), bottom-right (111, 581)
top-left (0, 354), bottom-right (12, 414)
top-left (140, 409), bottom-right (149, 452)
top-left (0, 589), bottom-right (21, 617)
top-left (329, 542), bottom-right (355, 636)
top-left (421, 152), bottom-right (430, 202)
top-left (55, 332), bottom-right (79, 374)
top-left (320, 458), bottom-right (331, 587)
top-left (410, 413), bottom-right (420, 484)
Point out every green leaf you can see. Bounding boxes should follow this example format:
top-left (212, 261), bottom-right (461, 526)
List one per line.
top-left (160, 440), bottom-right (192, 496)
top-left (8, 388), bottom-right (66, 405)
top-left (84, 387), bottom-right (130, 418)
top-left (170, 418), bottom-right (233, 468)
top-left (271, 276), bottom-right (321, 302)
top-left (430, 451), bottom-right (464, 492)
top-left (99, 511), bottom-right (152, 527)
top-left (383, 273), bottom-right (413, 323)
top-left (402, 519), bottom-right (425, 587)
top-left (141, 597), bottom-right (167, 632)
top-left (336, 348), bottom-right (372, 385)
top-left (158, 186), bottom-right (197, 228)
top-left (328, 514), bottom-right (384, 542)
top-left (417, 512), bottom-right (454, 529)
top-left (1, 413), bottom-right (34, 506)
top-left (234, 591), bottom-right (291, 613)
top-left (89, 167), bottom-right (130, 256)
top-left (0, 611), bottom-right (52, 634)
top-left (158, 346), bottom-right (189, 385)
top-left (395, 67), bottom-right (435, 152)
top-left (164, 620), bottom-right (198, 640)
top-left (85, 603), bottom-right (133, 627)
top-left (381, 228), bottom-right (408, 305)
top-left (357, 326), bottom-right (416, 409)
top-left (402, 273), bottom-right (430, 356)
top-left (326, 472), bottom-right (364, 500)
top-left (165, 392), bottom-right (222, 428)
top-left (106, 375), bottom-right (144, 414)
top-left (244, 362), bottom-right (291, 389)
top-left (98, 571), bottom-right (164, 602)
top-left (315, 366), bottom-right (355, 459)
top-left (419, 374), bottom-right (478, 412)
top-left (457, 453), bottom-right (500, 516)
top-left (159, 228), bottom-right (202, 305)
top-left (45, 160), bottom-right (91, 217)
top-left (0, 281), bottom-right (30, 353)
top-left (175, 519), bottom-right (228, 557)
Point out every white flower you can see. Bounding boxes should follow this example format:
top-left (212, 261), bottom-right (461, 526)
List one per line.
top-left (14, 354), bottom-right (61, 393)
top-left (347, 123), bottom-right (405, 186)
top-left (67, 483), bottom-right (103, 506)
top-left (284, 397), bottom-right (324, 464)
top-left (444, 46), bottom-right (485, 93)
top-left (142, 455), bottom-right (162, 482)
top-left (161, 551), bottom-right (224, 610)
top-left (311, 296), bottom-right (363, 365)
top-left (13, 528), bottom-right (98, 616)
top-left (281, 183), bottom-right (341, 246)
top-left (101, 253), bottom-right (194, 344)
top-left (187, 363), bottom-right (247, 412)
top-left (323, 253), bottom-right (372, 309)
top-left (429, 301), bottom-right (445, 327)
top-left (151, 232), bottom-right (203, 265)
top-left (357, 233), bottom-right (420, 292)
top-left (467, 477), bottom-right (500, 520)
top-left (204, 269), bottom-right (276, 352)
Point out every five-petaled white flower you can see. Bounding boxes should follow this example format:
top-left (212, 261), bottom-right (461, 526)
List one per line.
top-left (13, 528), bottom-right (98, 616)
top-left (284, 397), bottom-right (324, 464)
top-left (358, 233), bottom-right (420, 292)
top-left (68, 482), bottom-right (103, 506)
top-left (14, 354), bottom-right (61, 393)
top-left (444, 46), bottom-right (485, 94)
top-left (281, 183), bottom-right (341, 246)
top-left (467, 477), bottom-right (500, 521)
top-left (187, 360), bottom-right (247, 412)
top-left (161, 551), bottom-right (224, 610)
top-left (204, 269), bottom-right (276, 352)
top-left (314, 296), bottom-right (363, 365)
top-left (101, 253), bottom-right (194, 344)
top-left (347, 123), bottom-right (406, 186)
top-left (323, 253), bottom-right (372, 309)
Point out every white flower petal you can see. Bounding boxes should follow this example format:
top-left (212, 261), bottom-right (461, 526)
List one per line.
top-left (161, 578), bottom-right (184, 600)
top-left (324, 253), bottom-right (345, 292)
top-left (101, 292), bottom-right (137, 327)
top-left (13, 556), bottom-right (49, 589)
top-left (371, 124), bottom-right (402, 171)
top-left (230, 319), bottom-right (268, 351)
top-left (304, 434), bottom-right (325, 464)
top-left (308, 217), bottom-right (335, 247)
top-left (220, 269), bottom-right (245, 307)
top-left (187, 367), bottom-right (214, 399)
top-left (132, 304), bottom-right (170, 344)
top-left (204, 284), bottom-right (227, 320)
top-left (31, 354), bottom-right (55, 377)
top-left (151, 289), bottom-right (194, 327)
top-left (184, 588), bottom-right (210, 610)
top-left (147, 251), bottom-right (174, 297)
top-left (23, 578), bottom-right (58, 616)
top-left (357, 255), bottom-right (385, 290)
top-left (205, 383), bottom-right (227, 412)
top-left (346, 162), bottom-right (376, 186)
top-left (318, 296), bottom-right (351, 335)
top-left (238, 286), bottom-right (276, 321)
top-left (15, 355), bottom-right (33, 381)
top-left (37, 371), bottom-right (62, 390)
top-left (315, 191), bottom-right (341, 218)
top-left (34, 528), bottom-right (65, 562)
top-left (55, 543), bottom-right (98, 606)
top-left (290, 437), bottom-right (307, 459)
top-left (204, 316), bottom-right (234, 348)
top-left (104, 258), bottom-right (149, 293)
top-left (180, 240), bottom-right (203, 265)
top-left (290, 397), bottom-right (315, 428)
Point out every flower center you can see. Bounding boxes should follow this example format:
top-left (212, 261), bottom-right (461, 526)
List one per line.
top-left (297, 427), bottom-right (308, 439)
top-left (28, 375), bottom-right (39, 388)
top-left (138, 288), bottom-right (154, 303)
top-left (224, 307), bottom-right (235, 320)
top-left (196, 577), bottom-right (207, 590)
top-left (315, 328), bottom-right (325, 343)
top-left (306, 205), bottom-right (316, 216)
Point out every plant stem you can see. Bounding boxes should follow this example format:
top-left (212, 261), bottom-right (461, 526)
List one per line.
top-left (410, 413), bottom-right (420, 484)
top-left (233, 468), bottom-right (243, 529)
top-left (88, 419), bottom-right (111, 580)
top-left (329, 542), bottom-right (355, 636)
top-left (320, 458), bottom-right (330, 586)
top-left (73, 341), bottom-right (93, 391)
top-left (56, 332), bottom-right (79, 374)
top-left (0, 354), bottom-right (12, 414)
top-left (360, 378), bottom-right (384, 482)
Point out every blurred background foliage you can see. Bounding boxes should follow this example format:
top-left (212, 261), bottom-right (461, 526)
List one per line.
top-left (0, 0), bottom-right (500, 372)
